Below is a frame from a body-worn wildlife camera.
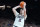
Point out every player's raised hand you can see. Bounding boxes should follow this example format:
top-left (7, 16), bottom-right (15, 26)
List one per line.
top-left (19, 1), bottom-right (26, 8)
top-left (24, 2), bottom-right (26, 7)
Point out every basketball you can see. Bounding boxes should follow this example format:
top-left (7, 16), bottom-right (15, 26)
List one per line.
top-left (20, 1), bottom-right (25, 8)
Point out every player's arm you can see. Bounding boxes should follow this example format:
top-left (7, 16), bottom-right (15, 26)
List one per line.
top-left (12, 5), bottom-right (20, 16)
top-left (24, 7), bottom-right (27, 20)
top-left (23, 2), bottom-right (27, 19)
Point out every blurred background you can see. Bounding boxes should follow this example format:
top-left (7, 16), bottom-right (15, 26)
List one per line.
top-left (0, 0), bottom-right (40, 27)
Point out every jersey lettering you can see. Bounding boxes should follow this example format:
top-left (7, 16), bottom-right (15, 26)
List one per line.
top-left (19, 19), bottom-right (21, 22)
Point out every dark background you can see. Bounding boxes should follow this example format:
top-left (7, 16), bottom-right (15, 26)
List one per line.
top-left (0, 0), bottom-right (40, 25)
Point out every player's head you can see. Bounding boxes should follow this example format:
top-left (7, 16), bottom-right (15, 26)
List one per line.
top-left (20, 9), bottom-right (24, 15)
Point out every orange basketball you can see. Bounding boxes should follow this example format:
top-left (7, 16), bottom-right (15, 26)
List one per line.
top-left (20, 1), bottom-right (24, 8)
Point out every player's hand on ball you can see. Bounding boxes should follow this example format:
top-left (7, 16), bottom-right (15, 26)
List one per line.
top-left (20, 1), bottom-right (25, 8)
top-left (20, 1), bottom-right (26, 8)
top-left (24, 2), bottom-right (26, 7)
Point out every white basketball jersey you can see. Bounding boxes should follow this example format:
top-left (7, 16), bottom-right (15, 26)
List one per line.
top-left (13, 11), bottom-right (27, 27)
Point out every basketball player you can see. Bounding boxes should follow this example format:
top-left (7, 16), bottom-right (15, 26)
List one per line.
top-left (12, 2), bottom-right (27, 27)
